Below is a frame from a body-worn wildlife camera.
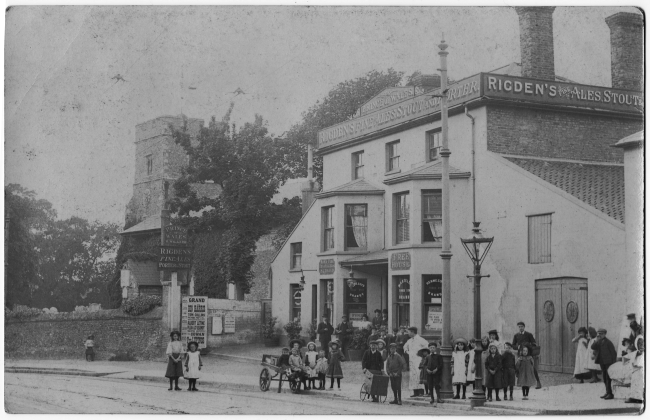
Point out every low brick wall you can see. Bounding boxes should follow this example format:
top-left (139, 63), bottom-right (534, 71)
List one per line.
top-left (5, 307), bottom-right (167, 361)
top-left (206, 299), bottom-right (262, 348)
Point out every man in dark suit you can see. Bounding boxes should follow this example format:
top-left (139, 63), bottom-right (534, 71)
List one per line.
top-left (362, 341), bottom-right (386, 402)
top-left (317, 315), bottom-right (334, 357)
top-left (335, 315), bottom-right (354, 358)
top-left (372, 309), bottom-right (382, 329)
top-left (512, 321), bottom-right (542, 389)
top-left (591, 328), bottom-right (617, 400)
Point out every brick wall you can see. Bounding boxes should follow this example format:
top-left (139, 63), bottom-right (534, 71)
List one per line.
top-left (5, 308), bottom-right (167, 361)
top-left (515, 7), bottom-right (556, 81)
top-left (606, 12), bottom-right (644, 91)
top-left (206, 299), bottom-right (262, 348)
top-left (486, 105), bottom-right (642, 163)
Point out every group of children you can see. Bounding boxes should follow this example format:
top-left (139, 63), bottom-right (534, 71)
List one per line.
top-left (165, 331), bottom-right (203, 391)
top-left (437, 331), bottom-right (537, 402)
top-left (277, 339), bottom-right (346, 392)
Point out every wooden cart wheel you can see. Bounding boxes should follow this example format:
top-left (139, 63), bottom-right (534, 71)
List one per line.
top-left (259, 368), bottom-right (271, 392)
top-left (360, 383), bottom-right (369, 401)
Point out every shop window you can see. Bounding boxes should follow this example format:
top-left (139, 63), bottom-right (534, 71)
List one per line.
top-left (423, 275), bottom-right (442, 337)
top-left (426, 130), bottom-right (442, 162)
top-left (386, 140), bottom-right (400, 172)
top-left (345, 204), bottom-right (368, 250)
top-left (290, 284), bottom-right (302, 321)
top-left (528, 213), bottom-right (552, 264)
top-left (322, 206), bottom-right (335, 251)
top-left (290, 242), bottom-right (302, 269)
top-left (352, 151), bottom-right (364, 180)
top-left (345, 278), bottom-right (367, 325)
top-left (393, 276), bottom-right (410, 329)
top-left (422, 190), bottom-right (442, 242)
top-left (395, 193), bottom-right (410, 244)
top-left (146, 154), bottom-right (153, 175)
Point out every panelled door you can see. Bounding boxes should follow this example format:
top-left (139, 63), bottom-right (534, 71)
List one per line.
top-left (536, 278), bottom-right (588, 373)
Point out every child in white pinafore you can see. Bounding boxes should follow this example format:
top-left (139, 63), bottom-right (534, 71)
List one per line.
top-left (184, 341), bottom-right (203, 391)
top-left (304, 342), bottom-right (319, 390)
top-left (451, 338), bottom-right (469, 399)
top-left (315, 350), bottom-right (329, 390)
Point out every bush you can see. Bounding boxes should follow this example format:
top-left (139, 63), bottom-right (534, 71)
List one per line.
top-left (5, 306), bottom-right (43, 320)
top-left (350, 328), bottom-right (371, 350)
top-left (283, 320), bottom-right (303, 340)
top-left (262, 316), bottom-right (279, 339)
top-left (121, 295), bottom-right (162, 316)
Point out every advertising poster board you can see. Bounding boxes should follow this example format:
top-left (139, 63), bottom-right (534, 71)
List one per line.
top-left (181, 296), bottom-right (208, 349)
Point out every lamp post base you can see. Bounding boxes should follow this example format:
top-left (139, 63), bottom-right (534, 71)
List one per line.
top-left (439, 345), bottom-right (454, 400)
top-left (469, 380), bottom-right (486, 407)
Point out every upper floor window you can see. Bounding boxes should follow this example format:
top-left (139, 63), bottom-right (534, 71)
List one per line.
top-left (290, 242), bottom-right (302, 269)
top-left (352, 151), bottom-right (364, 180)
top-left (528, 213), bottom-right (552, 264)
top-left (395, 193), bottom-right (410, 244)
top-left (387, 141), bottom-right (400, 172)
top-left (422, 190), bottom-right (442, 242)
top-left (146, 154), bottom-right (153, 175)
top-left (345, 204), bottom-right (368, 250)
top-left (323, 206), bottom-right (335, 251)
top-left (426, 130), bottom-right (442, 162)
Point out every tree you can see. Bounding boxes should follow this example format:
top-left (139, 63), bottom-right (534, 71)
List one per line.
top-left (5, 184), bottom-right (56, 308)
top-left (275, 68), bottom-right (405, 186)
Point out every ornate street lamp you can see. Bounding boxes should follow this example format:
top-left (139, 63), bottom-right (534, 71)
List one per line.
top-left (460, 221), bottom-right (494, 406)
top-left (299, 268), bottom-right (318, 291)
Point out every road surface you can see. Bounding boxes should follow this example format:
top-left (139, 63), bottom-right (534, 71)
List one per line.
top-left (5, 373), bottom-right (474, 415)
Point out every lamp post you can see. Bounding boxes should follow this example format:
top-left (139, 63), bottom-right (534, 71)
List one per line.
top-left (460, 221), bottom-right (494, 407)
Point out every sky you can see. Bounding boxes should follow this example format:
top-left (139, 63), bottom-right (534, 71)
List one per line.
top-left (4, 5), bottom-right (640, 225)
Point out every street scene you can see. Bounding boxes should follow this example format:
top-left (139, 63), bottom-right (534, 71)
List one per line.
top-left (5, 5), bottom-right (644, 416)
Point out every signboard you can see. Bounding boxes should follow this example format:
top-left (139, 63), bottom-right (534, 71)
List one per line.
top-left (424, 275), bottom-right (442, 304)
top-left (397, 276), bottom-right (410, 303)
top-left (426, 306), bottom-right (443, 332)
top-left (120, 269), bottom-right (130, 288)
top-left (483, 73), bottom-right (643, 114)
top-left (391, 252), bottom-right (411, 270)
top-left (158, 246), bottom-right (193, 271)
top-left (224, 314), bottom-right (236, 333)
top-left (345, 279), bottom-right (367, 304)
top-left (211, 315), bottom-right (223, 335)
top-left (164, 225), bottom-right (188, 245)
top-left (358, 86), bottom-right (425, 116)
top-left (319, 259), bottom-right (335, 275)
top-left (318, 74), bottom-right (482, 149)
top-left (181, 296), bottom-right (208, 349)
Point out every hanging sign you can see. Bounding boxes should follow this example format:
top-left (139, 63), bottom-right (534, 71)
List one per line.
top-left (181, 296), bottom-right (208, 349)
top-left (224, 314), bottom-right (236, 333)
top-left (397, 277), bottom-right (410, 303)
top-left (164, 225), bottom-right (188, 245)
top-left (391, 252), bottom-right (411, 270)
top-left (426, 306), bottom-right (443, 332)
top-left (345, 279), bottom-right (367, 304)
top-left (319, 259), bottom-right (335, 275)
top-left (424, 275), bottom-right (442, 304)
top-left (158, 246), bottom-right (193, 271)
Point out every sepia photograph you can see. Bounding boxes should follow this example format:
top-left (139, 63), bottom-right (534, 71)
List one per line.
top-left (4, 4), bottom-right (645, 415)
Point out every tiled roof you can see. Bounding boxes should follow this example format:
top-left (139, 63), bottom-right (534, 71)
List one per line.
top-left (505, 157), bottom-right (625, 223)
top-left (612, 131), bottom-right (643, 149)
top-left (121, 215), bottom-right (161, 235)
top-left (316, 178), bottom-right (385, 198)
top-left (384, 160), bottom-right (471, 185)
top-left (339, 250), bottom-right (388, 266)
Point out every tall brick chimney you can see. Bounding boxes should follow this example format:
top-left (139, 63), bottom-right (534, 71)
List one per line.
top-left (515, 7), bottom-right (556, 81)
top-left (606, 12), bottom-right (644, 91)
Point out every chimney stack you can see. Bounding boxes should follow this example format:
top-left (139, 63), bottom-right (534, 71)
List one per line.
top-left (606, 12), bottom-right (644, 91)
top-left (515, 7), bottom-right (556, 81)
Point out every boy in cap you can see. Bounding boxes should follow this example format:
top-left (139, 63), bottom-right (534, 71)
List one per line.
top-left (591, 328), bottom-right (617, 400)
top-left (386, 342), bottom-right (406, 405)
top-left (426, 342), bottom-right (443, 406)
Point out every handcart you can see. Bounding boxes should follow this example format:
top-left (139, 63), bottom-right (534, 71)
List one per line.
top-left (259, 354), bottom-right (299, 393)
top-left (359, 370), bottom-right (390, 403)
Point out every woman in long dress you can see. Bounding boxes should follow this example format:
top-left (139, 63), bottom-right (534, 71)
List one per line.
top-left (164, 331), bottom-right (185, 391)
top-left (572, 327), bottom-right (591, 383)
top-left (403, 328), bottom-right (429, 396)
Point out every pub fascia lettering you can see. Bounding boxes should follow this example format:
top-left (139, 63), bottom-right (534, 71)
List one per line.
top-left (391, 252), bottom-right (411, 270)
top-left (359, 86), bottom-right (425, 116)
top-left (398, 277), bottom-right (410, 302)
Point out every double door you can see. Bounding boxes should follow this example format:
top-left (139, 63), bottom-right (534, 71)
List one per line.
top-left (535, 278), bottom-right (588, 373)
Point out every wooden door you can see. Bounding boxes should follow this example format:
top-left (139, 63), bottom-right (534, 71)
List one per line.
top-left (561, 280), bottom-right (588, 373)
top-left (536, 278), bottom-right (588, 373)
top-left (536, 282), bottom-right (563, 372)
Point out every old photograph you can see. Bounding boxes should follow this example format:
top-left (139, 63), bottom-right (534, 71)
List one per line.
top-left (4, 5), bottom-right (644, 415)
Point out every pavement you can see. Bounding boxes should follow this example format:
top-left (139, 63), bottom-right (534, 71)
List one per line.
top-left (5, 344), bottom-right (645, 415)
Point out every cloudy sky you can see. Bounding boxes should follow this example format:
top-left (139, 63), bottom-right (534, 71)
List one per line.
top-left (5, 5), bottom-right (638, 225)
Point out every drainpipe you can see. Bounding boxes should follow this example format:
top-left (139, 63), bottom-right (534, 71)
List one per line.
top-left (464, 105), bottom-right (476, 223)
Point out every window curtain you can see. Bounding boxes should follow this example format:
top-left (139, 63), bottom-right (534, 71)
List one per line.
top-left (350, 212), bottom-right (367, 248)
top-left (427, 220), bottom-right (442, 241)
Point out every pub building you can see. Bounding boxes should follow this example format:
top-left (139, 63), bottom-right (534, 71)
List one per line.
top-left (270, 8), bottom-right (643, 372)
